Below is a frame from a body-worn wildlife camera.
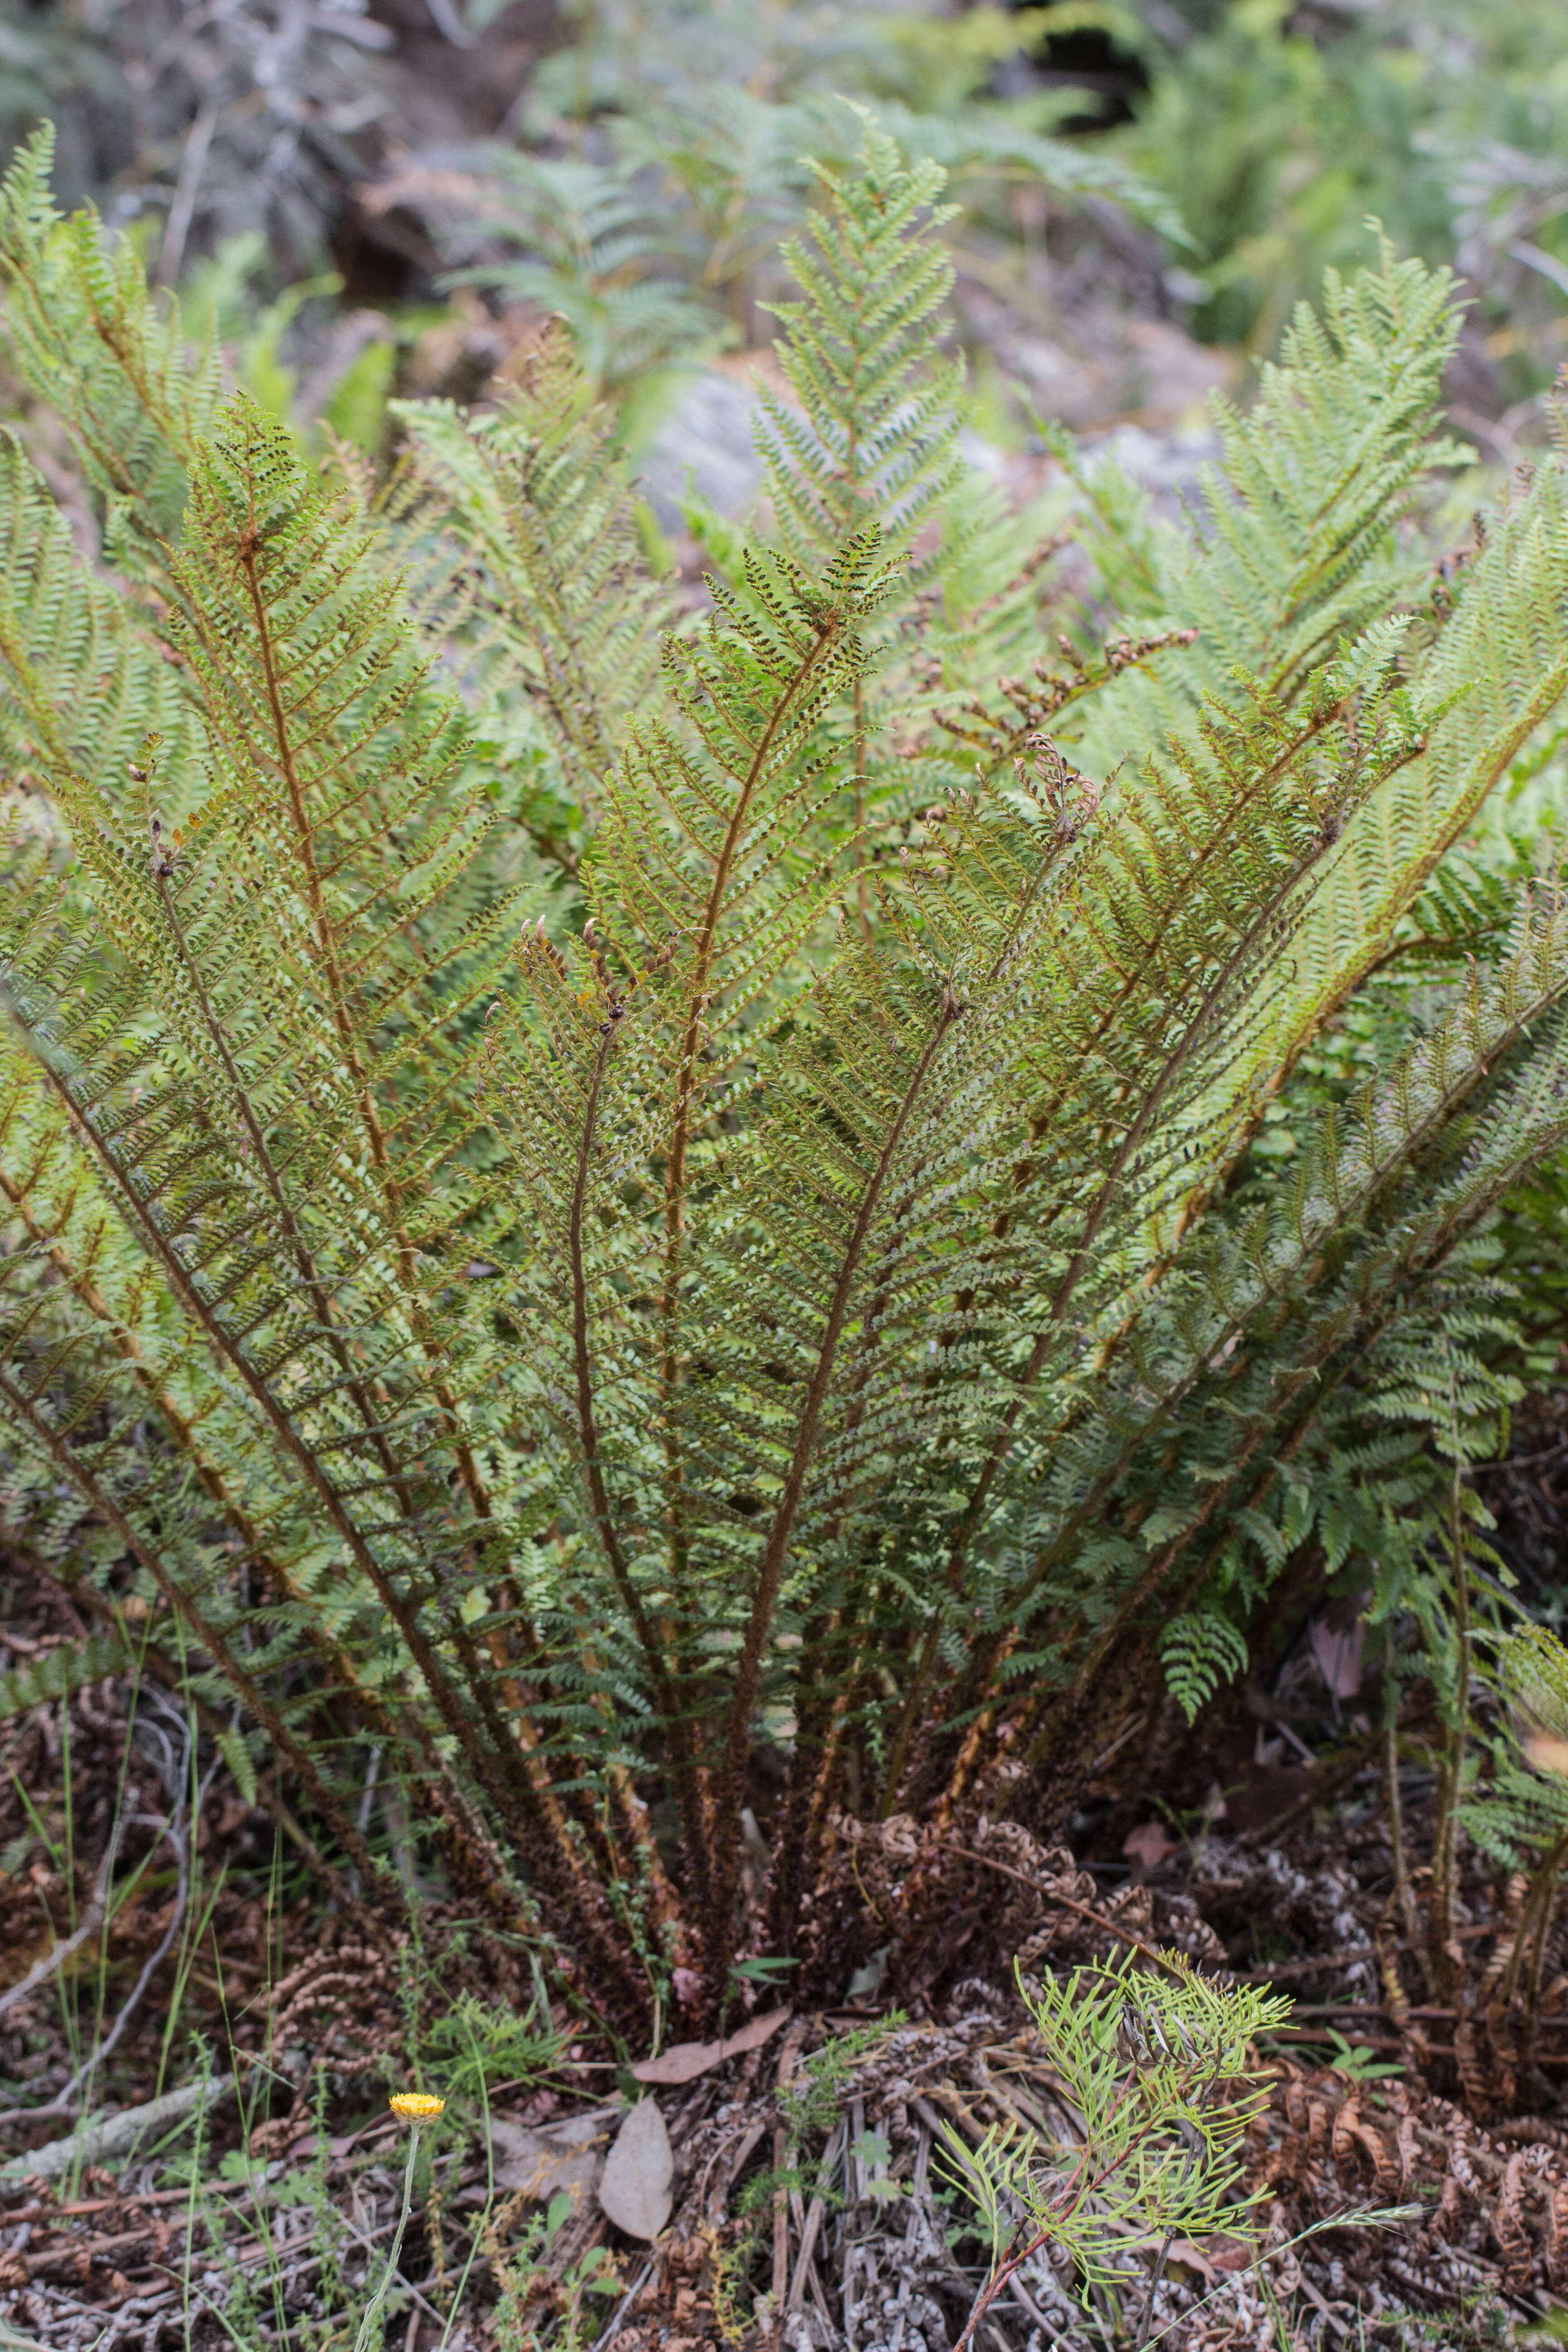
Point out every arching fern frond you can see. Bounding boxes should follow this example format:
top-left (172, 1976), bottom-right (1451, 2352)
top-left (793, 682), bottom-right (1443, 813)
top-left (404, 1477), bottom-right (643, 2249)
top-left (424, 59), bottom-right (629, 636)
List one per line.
top-left (1159, 1612), bottom-right (1250, 1726)
top-left (0, 124), bottom-right (221, 579)
top-left (755, 113), bottom-right (964, 575)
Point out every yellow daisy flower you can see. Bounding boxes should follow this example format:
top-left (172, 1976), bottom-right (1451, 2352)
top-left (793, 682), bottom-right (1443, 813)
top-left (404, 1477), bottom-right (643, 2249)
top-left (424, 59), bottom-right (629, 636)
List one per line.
top-left (388, 2092), bottom-right (446, 2122)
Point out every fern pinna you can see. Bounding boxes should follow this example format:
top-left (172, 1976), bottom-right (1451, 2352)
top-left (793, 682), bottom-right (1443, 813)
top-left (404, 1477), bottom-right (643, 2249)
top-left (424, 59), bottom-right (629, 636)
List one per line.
top-left (1, 119), bottom-right (1568, 2026)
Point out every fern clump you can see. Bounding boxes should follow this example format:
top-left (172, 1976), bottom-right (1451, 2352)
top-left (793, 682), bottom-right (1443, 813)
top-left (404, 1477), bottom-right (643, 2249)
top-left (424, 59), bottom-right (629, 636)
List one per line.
top-left (1, 117), bottom-right (1568, 2032)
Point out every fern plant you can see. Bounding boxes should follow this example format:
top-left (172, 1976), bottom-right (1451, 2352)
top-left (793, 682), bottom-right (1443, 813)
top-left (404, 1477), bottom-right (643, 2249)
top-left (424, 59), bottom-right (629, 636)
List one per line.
top-left (2, 117), bottom-right (1568, 2038)
top-left (409, 153), bottom-right (721, 397)
top-left (939, 1951), bottom-right (1404, 2351)
top-left (1460, 1624), bottom-right (1568, 2048)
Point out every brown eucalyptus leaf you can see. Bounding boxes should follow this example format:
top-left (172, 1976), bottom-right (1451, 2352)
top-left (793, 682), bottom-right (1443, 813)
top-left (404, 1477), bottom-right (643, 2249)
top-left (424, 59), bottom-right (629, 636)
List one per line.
top-left (1165, 2240), bottom-right (1219, 2285)
top-left (598, 2097), bottom-right (673, 2240)
top-left (630, 2004), bottom-right (792, 2086)
top-left (489, 2113), bottom-right (608, 2209)
top-left (1120, 1822), bottom-right (1179, 1871)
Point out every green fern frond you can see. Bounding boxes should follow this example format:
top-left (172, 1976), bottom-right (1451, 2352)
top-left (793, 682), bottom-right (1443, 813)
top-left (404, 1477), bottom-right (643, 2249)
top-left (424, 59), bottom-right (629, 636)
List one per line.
top-left (0, 432), bottom-right (201, 811)
top-left (384, 324), bottom-right (681, 848)
top-left (1067, 239), bottom-right (1465, 767)
top-left (0, 1627), bottom-right (137, 1724)
top-left (1462, 1769), bottom-right (1568, 1870)
top-left (1498, 1623), bottom-right (1568, 1742)
top-left (1159, 1608), bottom-right (1250, 1728)
top-left (756, 114), bottom-right (964, 576)
top-left (0, 124), bottom-right (220, 575)
top-left (433, 152), bottom-right (720, 393)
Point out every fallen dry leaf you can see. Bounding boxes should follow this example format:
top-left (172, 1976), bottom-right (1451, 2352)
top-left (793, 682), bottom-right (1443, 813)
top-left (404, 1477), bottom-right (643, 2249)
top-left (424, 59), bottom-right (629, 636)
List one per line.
top-left (490, 2110), bottom-right (614, 2209)
top-left (629, 2004), bottom-right (792, 2087)
top-left (1165, 2236), bottom-right (1251, 2285)
top-left (1308, 1615), bottom-right (1366, 1701)
top-left (598, 2097), bottom-right (674, 2241)
top-left (1166, 2240), bottom-right (1220, 2286)
top-left (1121, 1823), bottom-right (1179, 1871)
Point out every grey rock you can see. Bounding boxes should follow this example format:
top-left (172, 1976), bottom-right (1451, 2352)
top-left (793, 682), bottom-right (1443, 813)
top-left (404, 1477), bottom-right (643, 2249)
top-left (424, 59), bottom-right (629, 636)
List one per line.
top-left (637, 372), bottom-right (766, 531)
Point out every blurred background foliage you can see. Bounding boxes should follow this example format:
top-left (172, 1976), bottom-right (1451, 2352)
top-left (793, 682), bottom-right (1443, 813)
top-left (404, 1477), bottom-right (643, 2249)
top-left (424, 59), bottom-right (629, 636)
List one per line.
top-left (1121, 0), bottom-right (1568, 411)
top-left (5, 0), bottom-right (1568, 461)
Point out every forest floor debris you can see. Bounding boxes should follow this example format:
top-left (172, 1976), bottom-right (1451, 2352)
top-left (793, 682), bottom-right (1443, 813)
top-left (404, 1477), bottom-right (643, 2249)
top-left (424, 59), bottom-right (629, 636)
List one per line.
top-left (4, 1536), bottom-right (1565, 2344)
top-left (1, 1796), bottom-right (1563, 2345)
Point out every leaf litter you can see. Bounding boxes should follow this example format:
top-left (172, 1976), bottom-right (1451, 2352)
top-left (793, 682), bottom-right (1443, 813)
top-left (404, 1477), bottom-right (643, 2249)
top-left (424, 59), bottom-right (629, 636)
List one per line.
top-left (5, 1562), bottom-right (1568, 2344)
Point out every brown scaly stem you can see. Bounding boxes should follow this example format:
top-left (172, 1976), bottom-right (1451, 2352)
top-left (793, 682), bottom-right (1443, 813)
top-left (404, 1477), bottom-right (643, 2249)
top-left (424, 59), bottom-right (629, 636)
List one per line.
top-left (703, 987), bottom-right (965, 2006)
top-left (922, 1651), bottom-right (1020, 1852)
top-left (562, 975), bottom-right (714, 1965)
top-left (1385, 1703), bottom-right (1421, 1954)
top-left (760, 1615), bottom-right (843, 1956)
top-left (764, 1606), bottom-right (882, 1956)
top-left (877, 1616), bottom-right (946, 1816)
top-left (570, 1002), bottom-right (681, 1724)
top-left (1431, 1455), bottom-right (1473, 2006)
top-left (656, 610), bottom-right (848, 1897)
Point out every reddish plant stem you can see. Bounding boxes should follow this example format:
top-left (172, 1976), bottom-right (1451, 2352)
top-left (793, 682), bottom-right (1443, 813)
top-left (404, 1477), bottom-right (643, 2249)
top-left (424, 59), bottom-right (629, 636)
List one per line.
top-left (704, 987), bottom-right (965, 2001)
